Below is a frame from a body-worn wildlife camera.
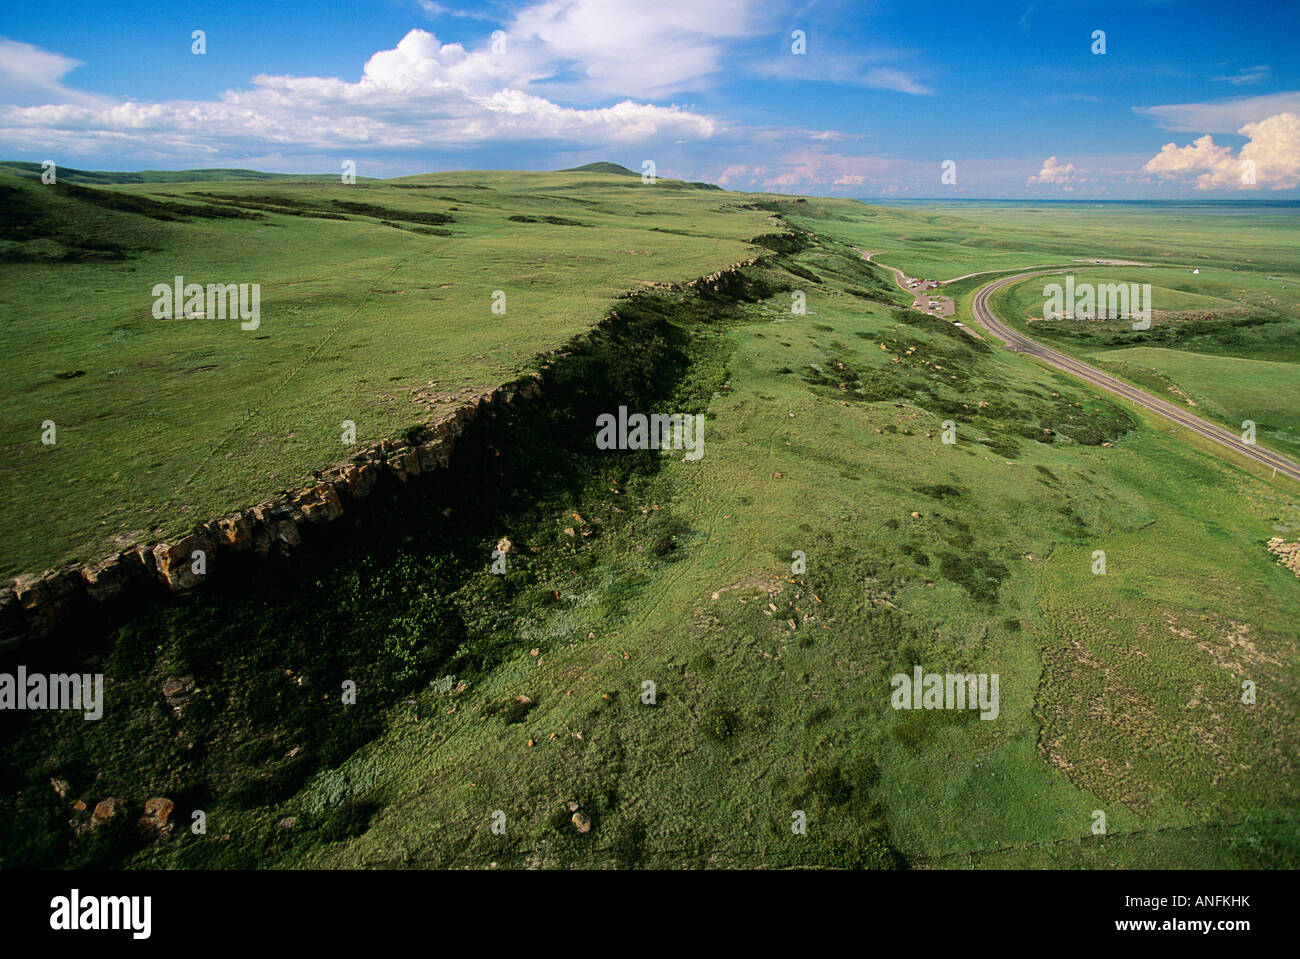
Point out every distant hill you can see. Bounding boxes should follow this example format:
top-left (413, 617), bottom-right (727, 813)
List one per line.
top-left (1, 160), bottom-right (728, 190)
top-left (557, 161), bottom-right (639, 177)
top-left (0, 162), bottom-right (333, 185)
top-left (557, 161), bottom-right (723, 190)
top-left (0, 171), bottom-right (276, 263)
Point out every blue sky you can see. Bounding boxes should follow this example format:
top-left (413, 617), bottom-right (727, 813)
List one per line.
top-left (1, 0), bottom-right (1297, 196)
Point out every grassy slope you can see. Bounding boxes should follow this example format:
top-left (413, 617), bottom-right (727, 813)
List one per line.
top-left (1, 193), bottom-right (1296, 871)
top-left (0, 171), bottom-right (772, 576)
top-left (792, 202), bottom-right (1300, 462)
top-left (991, 267), bottom-right (1300, 459)
top-left (288, 225), bottom-right (1299, 869)
top-left (0, 162), bottom-right (337, 185)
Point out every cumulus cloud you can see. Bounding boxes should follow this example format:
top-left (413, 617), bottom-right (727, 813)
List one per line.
top-left (0, 0), bottom-right (779, 163)
top-left (0, 21), bottom-right (725, 163)
top-left (1026, 155), bottom-right (1080, 189)
top-left (715, 163), bottom-right (768, 185)
top-left (728, 150), bottom-right (906, 191)
top-left (511, 0), bottom-right (760, 99)
top-left (1143, 112), bottom-right (1300, 190)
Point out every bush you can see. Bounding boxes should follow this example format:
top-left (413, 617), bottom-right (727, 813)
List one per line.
top-left (700, 704), bottom-right (737, 741)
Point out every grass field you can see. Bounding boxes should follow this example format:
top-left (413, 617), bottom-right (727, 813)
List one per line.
top-left (782, 200), bottom-right (1300, 462)
top-left (0, 168), bottom-right (773, 577)
top-left (2, 183), bottom-right (1297, 870)
top-left (797, 200), bottom-right (1300, 287)
top-left (988, 265), bottom-right (1300, 459)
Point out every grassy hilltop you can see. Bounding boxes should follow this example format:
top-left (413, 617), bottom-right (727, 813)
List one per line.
top-left (0, 175), bottom-right (1297, 870)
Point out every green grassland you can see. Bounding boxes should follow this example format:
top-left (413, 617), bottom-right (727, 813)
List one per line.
top-left (2, 190), bottom-right (1296, 870)
top-left (989, 266), bottom-right (1300, 459)
top-left (786, 201), bottom-right (1300, 462)
top-left (793, 200), bottom-right (1300, 284)
top-left (0, 161), bottom-right (340, 186)
top-left (0, 169), bottom-right (774, 577)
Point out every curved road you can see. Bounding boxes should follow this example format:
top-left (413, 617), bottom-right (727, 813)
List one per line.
top-left (970, 270), bottom-right (1300, 483)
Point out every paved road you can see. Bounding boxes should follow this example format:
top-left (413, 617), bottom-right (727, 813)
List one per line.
top-left (971, 270), bottom-right (1300, 483)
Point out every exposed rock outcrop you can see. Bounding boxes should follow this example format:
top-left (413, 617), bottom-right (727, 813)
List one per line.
top-left (2, 373), bottom-right (545, 647)
top-left (3, 246), bottom-right (778, 648)
top-left (1266, 537), bottom-right (1300, 578)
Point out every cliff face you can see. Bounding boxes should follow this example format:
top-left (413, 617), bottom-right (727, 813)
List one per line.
top-left (0, 374), bottom-right (543, 649)
top-left (0, 251), bottom-right (783, 650)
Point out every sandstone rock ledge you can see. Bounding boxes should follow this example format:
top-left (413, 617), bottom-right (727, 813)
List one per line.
top-left (0, 374), bottom-right (543, 648)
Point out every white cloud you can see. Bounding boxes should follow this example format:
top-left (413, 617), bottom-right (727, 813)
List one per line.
top-left (417, 0), bottom-right (494, 18)
top-left (0, 38), bottom-right (107, 108)
top-left (1212, 65), bottom-right (1270, 86)
top-left (752, 50), bottom-right (934, 96)
top-left (1026, 155), bottom-right (1079, 187)
top-left (0, 25), bottom-right (722, 162)
top-left (715, 162), bottom-right (768, 185)
top-left (1135, 91), bottom-right (1300, 133)
top-left (0, 1), bottom-right (782, 163)
top-left (1143, 112), bottom-right (1300, 190)
top-left (510, 0), bottom-right (761, 99)
top-left (860, 67), bottom-right (934, 96)
top-left (735, 150), bottom-right (906, 191)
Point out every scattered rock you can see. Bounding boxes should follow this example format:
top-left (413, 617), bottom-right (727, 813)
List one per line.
top-left (162, 675), bottom-right (195, 708)
top-left (1266, 537), bottom-right (1300, 578)
top-left (91, 797), bottom-right (125, 826)
top-left (138, 798), bottom-right (175, 839)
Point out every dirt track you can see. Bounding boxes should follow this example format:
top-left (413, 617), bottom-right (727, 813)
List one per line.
top-left (860, 250), bottom-right (958, 318)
